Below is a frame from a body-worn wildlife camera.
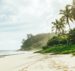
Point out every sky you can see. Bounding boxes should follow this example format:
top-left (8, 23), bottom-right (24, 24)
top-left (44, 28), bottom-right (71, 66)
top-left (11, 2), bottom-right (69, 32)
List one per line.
top-left (0, 0), bottom-right (72, 50)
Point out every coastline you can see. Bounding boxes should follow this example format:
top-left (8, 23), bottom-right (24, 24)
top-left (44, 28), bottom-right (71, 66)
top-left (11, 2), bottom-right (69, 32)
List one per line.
top-left (0, 51), bottom-right (75, 71)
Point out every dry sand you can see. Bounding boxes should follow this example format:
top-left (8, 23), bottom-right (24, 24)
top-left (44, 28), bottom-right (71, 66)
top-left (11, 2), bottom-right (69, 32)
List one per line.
top-left (0, 51), bottom-right (75, 71)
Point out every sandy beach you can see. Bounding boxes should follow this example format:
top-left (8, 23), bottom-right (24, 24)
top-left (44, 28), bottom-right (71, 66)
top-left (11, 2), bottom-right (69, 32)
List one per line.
top-left (0, 51), bottom-right (75, 71)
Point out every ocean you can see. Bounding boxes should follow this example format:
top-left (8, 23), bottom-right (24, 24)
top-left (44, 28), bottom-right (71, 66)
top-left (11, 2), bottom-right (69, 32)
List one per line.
top-left (0, 50), bottom-right (26, 57)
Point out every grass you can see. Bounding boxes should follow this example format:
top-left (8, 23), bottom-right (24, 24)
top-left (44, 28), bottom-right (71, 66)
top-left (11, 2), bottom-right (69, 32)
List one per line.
top-left (38, 44), bottom-right (75, 55)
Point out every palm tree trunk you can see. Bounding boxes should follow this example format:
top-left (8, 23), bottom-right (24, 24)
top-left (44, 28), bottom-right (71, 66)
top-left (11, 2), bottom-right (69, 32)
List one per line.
top-left (68, 23), bottom-right (71, 30)
top-left (67, 17), bottom-right (71, 30)
top-left (68, 22), bottom-right (71, 46)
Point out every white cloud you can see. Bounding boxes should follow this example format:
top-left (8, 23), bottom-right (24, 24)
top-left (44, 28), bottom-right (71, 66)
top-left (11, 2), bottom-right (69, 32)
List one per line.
top-left (0, 0), bottom-right (72, 50)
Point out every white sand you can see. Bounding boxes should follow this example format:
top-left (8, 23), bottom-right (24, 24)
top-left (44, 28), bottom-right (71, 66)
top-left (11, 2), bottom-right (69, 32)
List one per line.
top-left (0, 52), bottom-right (75, 71)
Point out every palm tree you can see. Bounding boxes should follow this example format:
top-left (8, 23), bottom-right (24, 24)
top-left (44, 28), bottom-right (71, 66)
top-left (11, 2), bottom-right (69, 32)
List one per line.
top-left (52, 21), bottom-right (57, 34)
top-left (60, 5), bottom-right (73, 30)
top-left (59, 17), bottom-right (65, 34)
top-left (52, 18), bottom-right (65, 35)
top-left (72, 0), bottom-right (75, 20)
top-left (52, 20), bottom-right (59, 34)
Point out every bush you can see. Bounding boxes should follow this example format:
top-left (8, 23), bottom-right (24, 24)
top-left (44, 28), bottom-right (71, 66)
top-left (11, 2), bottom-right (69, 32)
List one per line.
top-left (47, 36), bottom-right (59, 46)
top-left (42, 46), bottom-right (49, 50)
top-left (58, 35), bottom-right (68, 44)
top-left (69, 28), bottom-right (75, 44)
top-left (40, 45), bottom-right (75, 54)
top-left (47, 35), bottom-right (68, 46)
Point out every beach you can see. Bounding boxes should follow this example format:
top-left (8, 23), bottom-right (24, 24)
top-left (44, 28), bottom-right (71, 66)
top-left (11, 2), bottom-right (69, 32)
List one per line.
top-left (0, 51), bottom-right (75, 71)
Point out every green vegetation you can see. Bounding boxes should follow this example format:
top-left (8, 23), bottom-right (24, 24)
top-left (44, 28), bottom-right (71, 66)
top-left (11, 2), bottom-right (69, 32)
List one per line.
top-left (21, 1), bottom-right (75, 55)
top-left (38, 28), bottom-right (75, 55)
top-left (47, 35), bottom-right (68, 46)
top-left (60, 5), bottom-right (73, 30)
top-left (21, 33), bottom-right (55, 50)
top-left (69, 28), bottom-right (75, 44)
top-left (38, 45), bottom-right (75, 54)
top-left (36, 3), bottom-right (75, 55)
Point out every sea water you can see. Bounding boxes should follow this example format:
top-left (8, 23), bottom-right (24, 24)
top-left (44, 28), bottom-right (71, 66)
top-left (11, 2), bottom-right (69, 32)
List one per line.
top-left (0, 50), bottom-right (26, 57)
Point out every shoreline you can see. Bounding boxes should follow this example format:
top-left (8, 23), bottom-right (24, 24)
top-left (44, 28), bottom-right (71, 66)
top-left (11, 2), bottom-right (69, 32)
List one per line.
top-left (0, 51), bottom-right (75, 71)
top-left (0, 50), bottom-right (31, 58)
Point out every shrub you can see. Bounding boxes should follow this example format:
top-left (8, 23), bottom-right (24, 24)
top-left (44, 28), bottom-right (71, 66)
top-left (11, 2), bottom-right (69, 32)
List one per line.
top-left (42, 46), bottom-right (49, 50)
top-left (41, 45), bottom-right (75, 54)
top-left (69, 28), bottom-right (75, 44)
top-left (47, 35), bottom-right (68, 46)
top-left (47, 36), bottom-right (59, 46)
top-left (58, 35), bottom-right (68, 44)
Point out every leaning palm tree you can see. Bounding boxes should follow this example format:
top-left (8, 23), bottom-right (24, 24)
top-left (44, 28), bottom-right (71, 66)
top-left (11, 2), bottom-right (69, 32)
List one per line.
top-left (52, 18), bottom-right (65, 35)
top-left (59, 17), bottom-right (65, 34)
top-left (60, 5), bottom-right (73, 30)
top-left (72, 7), bottom-right (75, 20)
top-left (52, 20), bottom-right (59, 34)
top-left (72, 0), bottom-right (75, 20)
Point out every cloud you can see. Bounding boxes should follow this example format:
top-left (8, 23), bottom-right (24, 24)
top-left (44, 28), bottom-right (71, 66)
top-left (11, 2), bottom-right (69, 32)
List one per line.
top-left (0, 0), bottom-right (72, 50)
